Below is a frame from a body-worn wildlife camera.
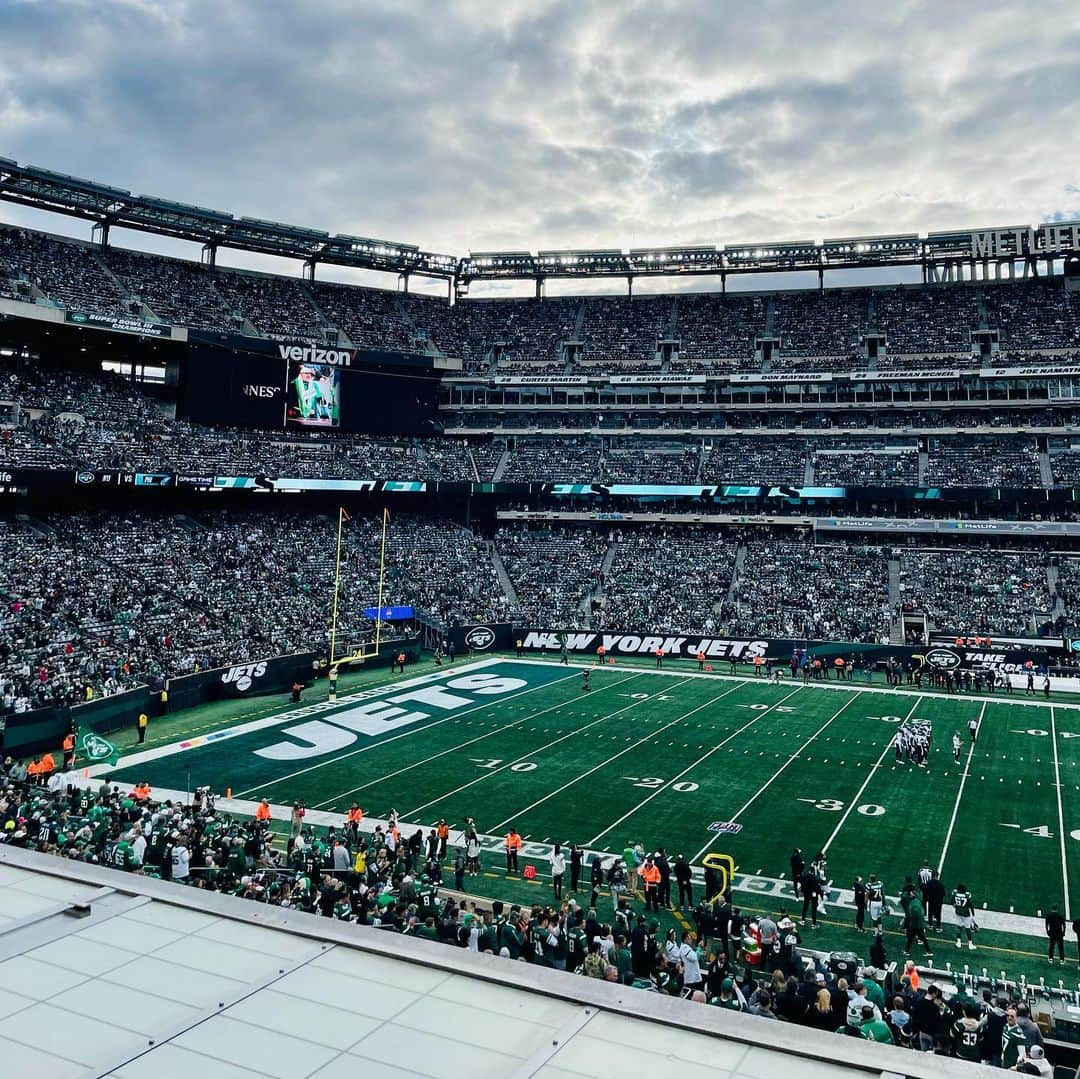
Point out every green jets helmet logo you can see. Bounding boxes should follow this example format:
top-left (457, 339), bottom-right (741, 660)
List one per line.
top-left (81, 733), bottom-right (114, 761)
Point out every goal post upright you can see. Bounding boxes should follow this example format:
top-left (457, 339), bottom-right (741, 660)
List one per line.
top-left (329, 506), bottom-right (346, 665)
top-left (374, 506), bottom-right (389, 658)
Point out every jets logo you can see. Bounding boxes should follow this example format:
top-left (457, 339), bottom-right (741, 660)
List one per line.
top-left (222, 662), bottom-right (268, 691)
top-left (926, 648), bottom-right (961, 670)
top-left (464, 626), bottom-right (496, 651)
top-left (81, 734), bottom-right (113, 761)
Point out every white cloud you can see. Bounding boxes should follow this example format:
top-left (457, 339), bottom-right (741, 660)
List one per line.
top-left (0, 0), bottom-right (1077, 288)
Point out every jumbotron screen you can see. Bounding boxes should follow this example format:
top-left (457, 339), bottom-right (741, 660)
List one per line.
top-left (285, 361), bottom-right (342, 429)
top-left (180, 342), bottom-right (439, 435)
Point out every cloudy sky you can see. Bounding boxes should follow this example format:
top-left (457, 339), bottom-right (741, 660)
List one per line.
top-left (0, 0), bottom-right (1078, 294)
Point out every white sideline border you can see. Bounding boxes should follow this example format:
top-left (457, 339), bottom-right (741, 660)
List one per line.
top-left (504, 655), bottom-right (1080, 711)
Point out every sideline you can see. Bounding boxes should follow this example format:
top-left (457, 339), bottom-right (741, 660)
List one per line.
top-left (504, 655), bottom-right (1080, 711)
top-left (72, 776), bottom-right (1050, 944)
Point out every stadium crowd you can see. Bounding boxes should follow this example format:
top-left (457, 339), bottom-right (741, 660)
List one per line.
top-left (727, 539), bottom-right (893, 643)
top-left (5, 224), bottom-right (1078, 366)
top-left (898, 549), bottom-right (1052, 637)
top-left (0, 760), bottom-right (1058, 1071)
top-left (495, 524), bottom-right (608, 626)
top-left (0, 351), bottom-right (1073, 491)
top-left (0, 505), bottom-right (1066, 713)
top-left (599, 526), bottom-right (739, 633)
top-left (0, 511), bottom-right (501, 710)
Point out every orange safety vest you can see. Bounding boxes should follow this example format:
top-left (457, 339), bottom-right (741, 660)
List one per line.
top-left (655, 649), bottom-right (664, 659)
top-left (62, 733), bottom-right (75, 752)
top-left (697, 652), bottom-right (705, 662)
top-left (40, 753), bottom-right (55, 774)
top-left (255, 802), bottom-right (272, 822)
top-left (347, 807), bottom-right (363, 824)
top-left (397, 653), bottom-right (405, 664)
top-left (596, 646), bottom-right (606, 657)
top-left (437, 822), bottom-right (449, 841)
top-left (27, 761), bottom-right (41, 776)
top-left (641, 864), bottom-right (661, 888)
top-left (506, 831), bottom-right (522, 850)
top-left (753, 656), bottom-right (764, 666)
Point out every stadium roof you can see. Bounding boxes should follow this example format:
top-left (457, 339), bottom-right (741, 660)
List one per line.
top-left (0, 846), bottom-right (997, 1078)
top-left (1, 157), bottom-right (1078, 286)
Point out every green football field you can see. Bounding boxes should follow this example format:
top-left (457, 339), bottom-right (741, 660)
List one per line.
top-left (107, 657), bottom-right (1080, 921)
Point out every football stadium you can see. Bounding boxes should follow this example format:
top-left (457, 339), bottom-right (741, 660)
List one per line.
top-left (3, 6), bottom-right (1080, 1077)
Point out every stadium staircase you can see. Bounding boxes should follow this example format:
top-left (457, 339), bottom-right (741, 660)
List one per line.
top-left (89, 251), bottom-right (153, 320)
top-left (887, 558), bottom-right (905, 644)
top-left (392, 293), bottom-right (434, 355)
top-left (917, 443), bottom-right (929, 484)
top-left (465, 445), bottom-right (481, 482)
top-left (725, 542), bottom-right (747, 610)
top-left (302, 283), bottom-right (353, 347)
top-left (863, 293), bottom-right (878, 370)
top-left (665, 297), bottom-right (678, 338)
top-left (1039, 447), bottom-right (1055, 486)
top-left (600, 535), bottom-right (618, 579)
top-left (803, 453), bottom-right (815, 484)
top-left (579, 536), bottom-right (619, 623)
top-left (975, 287), bottom-right (990, 331)
top-left (571, 300), bottom-right (587, 342)
top-left (203, 276), bottom-right (254, 334)
top-left (491, 445), bottom-right (511, 481)
top-left (489, 545), bottom-right (518, 607)
top-left (760, 297), bottom-right (776, 371)
top-left (1047, 562), bottom-right (1064, 625)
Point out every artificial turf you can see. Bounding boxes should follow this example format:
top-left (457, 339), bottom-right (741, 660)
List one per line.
top-left (107, 656), bottom-right (1080, 926)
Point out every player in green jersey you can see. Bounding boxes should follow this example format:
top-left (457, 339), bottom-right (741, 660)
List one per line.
top-left (951, 883), bottom-right (977, 950)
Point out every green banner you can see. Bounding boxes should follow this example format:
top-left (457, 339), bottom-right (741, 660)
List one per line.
top-left (77, 730), bottom-right (119, 766)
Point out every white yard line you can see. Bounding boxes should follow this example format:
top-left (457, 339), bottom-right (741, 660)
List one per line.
top-left (690, 691), bottom-right (861, 863)
top-left (488, 679), bottom-right (751, 833)
top-left (937, 700), bottom-right (985, 875)
top-left (232, 667), bottom-right (587, 799)
top-left (1051, 705), bottom-right (1073, 921)
top-left (587, 685), bottom-right (805, 848)
top-left (402, 677), bottom-right (701, 818)
top-left (306, 671), bottom-right (650, 809)
top-left (821, 695), bottom-right (924, 855)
